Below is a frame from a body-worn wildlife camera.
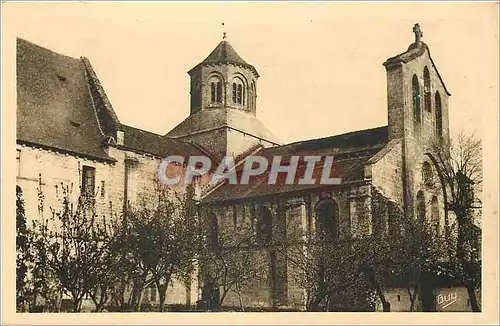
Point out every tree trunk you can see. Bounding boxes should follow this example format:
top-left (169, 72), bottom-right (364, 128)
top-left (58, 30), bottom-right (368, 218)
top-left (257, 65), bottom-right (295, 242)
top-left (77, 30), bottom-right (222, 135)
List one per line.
top-left (407, 286), bottom-right (418, 312)
top-left (466, 281), bottom-right (480, 312)
top-left (158, 283), bottom-right (167, 312)
top-left (90, 286), bottom-right (109, 312)
top-left (97, 291), bottom-right (107, 312)
top-left (131, 273), bottom-right (147, 311)
top-left (235, 283), bottom-right (245, 312)
top-left (375, 286), bottom-right (390, 312)
top-left (134, 291), bottom-right (142, 312)
top-left (116, 280), bottom-right (127, 311)
top-left (219, 287), bottom-right (228, 309)
top-left (72, 296), bottom-right (82, 313)
top-left (237, 293), bottom-right (245, 312)
top-left (365, 269), bottom-right (390, 312)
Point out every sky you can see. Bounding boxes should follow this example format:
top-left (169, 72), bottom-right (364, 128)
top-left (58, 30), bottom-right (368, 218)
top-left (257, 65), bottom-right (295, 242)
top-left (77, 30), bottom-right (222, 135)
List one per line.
top-left (4, 2), bottom-right (498, 144)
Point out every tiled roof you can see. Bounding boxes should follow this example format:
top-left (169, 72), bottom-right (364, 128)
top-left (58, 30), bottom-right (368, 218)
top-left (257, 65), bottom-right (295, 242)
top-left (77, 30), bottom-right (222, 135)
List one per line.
top-left (383, 41), bottom-right (451, 96)
top-left (202, 126), bottom-right (389, 203)
top-left (167, 108), bottom-right (281, 144)
top-left (16, 38), bottom-right (115, 161)
top-left (119, 124), bottom-right (208, 158)
top-left (203, 40), bottom-right (249, 66)
top-left (188, 40), bottom-right (259, 77)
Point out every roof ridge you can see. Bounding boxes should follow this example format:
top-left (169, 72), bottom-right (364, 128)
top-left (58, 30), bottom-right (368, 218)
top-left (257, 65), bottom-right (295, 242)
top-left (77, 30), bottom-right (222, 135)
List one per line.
top-left (82, 57), bottom-right (121, 139)
top-left (279, 125), bottom-right (389, 148)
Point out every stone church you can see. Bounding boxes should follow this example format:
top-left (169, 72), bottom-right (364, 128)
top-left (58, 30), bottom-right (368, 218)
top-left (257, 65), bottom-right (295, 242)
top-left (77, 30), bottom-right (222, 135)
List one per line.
top-left (17, 24), bottom-right (462, 311)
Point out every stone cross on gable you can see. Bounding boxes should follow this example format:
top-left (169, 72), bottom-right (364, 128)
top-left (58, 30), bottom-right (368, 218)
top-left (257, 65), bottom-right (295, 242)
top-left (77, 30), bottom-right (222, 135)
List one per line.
top-left (413, 23), bottom-right (423, 43)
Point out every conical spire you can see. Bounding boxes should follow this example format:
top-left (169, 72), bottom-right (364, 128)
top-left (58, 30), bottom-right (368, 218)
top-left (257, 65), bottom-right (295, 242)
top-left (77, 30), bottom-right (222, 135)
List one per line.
top-left (189, 38), bottom-right (259, 77)
top-left (202, 39), bottom-right (250, 66)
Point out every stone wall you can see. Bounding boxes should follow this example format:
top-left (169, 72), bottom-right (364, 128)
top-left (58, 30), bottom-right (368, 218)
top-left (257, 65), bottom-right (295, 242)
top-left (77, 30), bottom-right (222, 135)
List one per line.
top-left (16, 144), bottom-right (118, 224)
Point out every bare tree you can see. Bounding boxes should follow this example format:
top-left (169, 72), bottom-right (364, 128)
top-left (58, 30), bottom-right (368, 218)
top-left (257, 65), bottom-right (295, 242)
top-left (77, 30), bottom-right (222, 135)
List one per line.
top-left (111, 186), bottom-right (199, 312)
top-left (284, 188), bottom-right (451, 313)
top-left (86, 212), bottom-right (121, 312)
top-left (432, 132), bottom-right (482, 311)
top-left (199, 225), bottom-right (266, 311)
top-left (284, 221), bottom-right (376, 312)
top-left (31, 178), bottom-right (113, 312)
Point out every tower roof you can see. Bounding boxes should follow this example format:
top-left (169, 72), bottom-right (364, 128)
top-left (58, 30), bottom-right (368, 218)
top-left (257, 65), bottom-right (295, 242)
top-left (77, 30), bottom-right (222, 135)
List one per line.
top-left (382, 24), bottom-right (451, 96)
top-left (188, 40), bottom-right (259, 77)
top-left (203, 40), bottom-right (248, 65)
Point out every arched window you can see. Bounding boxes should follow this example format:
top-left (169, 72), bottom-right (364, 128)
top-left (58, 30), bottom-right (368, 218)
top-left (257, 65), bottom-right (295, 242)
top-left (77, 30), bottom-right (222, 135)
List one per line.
top-left (315, 199), bottom-right (340, 242)
top-left (431, 196), bottom-right (440, 237)
top-left (412, 75), bottom-right (421, 124)
top-left (257, 206), bottom-right (273, 245)
top-left (422, 161), bottom-right (433, 186)
top-left (423, 67), bottom-right (431, 112)
top-left (210, 79), bottom-right (222, 104)
top-left (416, 191), bottom-right (426, 223)
top-left (232, 79), bottom-right (244, 105)
top-left (435, 91), bottom-right (443, 137)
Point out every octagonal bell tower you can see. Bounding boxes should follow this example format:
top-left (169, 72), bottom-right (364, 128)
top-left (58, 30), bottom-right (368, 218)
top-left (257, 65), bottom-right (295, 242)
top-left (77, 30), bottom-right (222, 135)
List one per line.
top-left (167, 35), bottom-right (279, 161)
top-left (188, 35), bottom-right (259, 115)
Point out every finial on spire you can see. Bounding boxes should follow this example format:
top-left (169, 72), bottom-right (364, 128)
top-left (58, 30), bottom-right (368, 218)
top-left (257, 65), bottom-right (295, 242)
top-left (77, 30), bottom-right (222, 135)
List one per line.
top-left (222, 22), bottom-right (227, 40)
top-left (413, 23), bottom-right (423, 43)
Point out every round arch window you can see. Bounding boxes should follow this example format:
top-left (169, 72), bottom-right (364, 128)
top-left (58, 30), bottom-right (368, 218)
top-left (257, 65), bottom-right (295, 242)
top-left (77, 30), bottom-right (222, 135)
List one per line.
top-left (232, 78), bottom-right (245, 105)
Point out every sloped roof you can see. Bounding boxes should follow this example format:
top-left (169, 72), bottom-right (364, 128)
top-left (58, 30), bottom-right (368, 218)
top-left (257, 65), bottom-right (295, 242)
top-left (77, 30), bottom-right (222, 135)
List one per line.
top-left (16, 38), bottom-right (115, 161)
top-left (119, 124), bottom-right (208, 158)
top-left (166, 108), bottom-right (281, 145)
top-left (203, 40), bottom-right (249, 66)
top-left (383, 41), bottom-right (451, 96)
top-left (188, 40), bottom-right (259, 77)
top-left (202, 126), bottom-right (389, 203)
